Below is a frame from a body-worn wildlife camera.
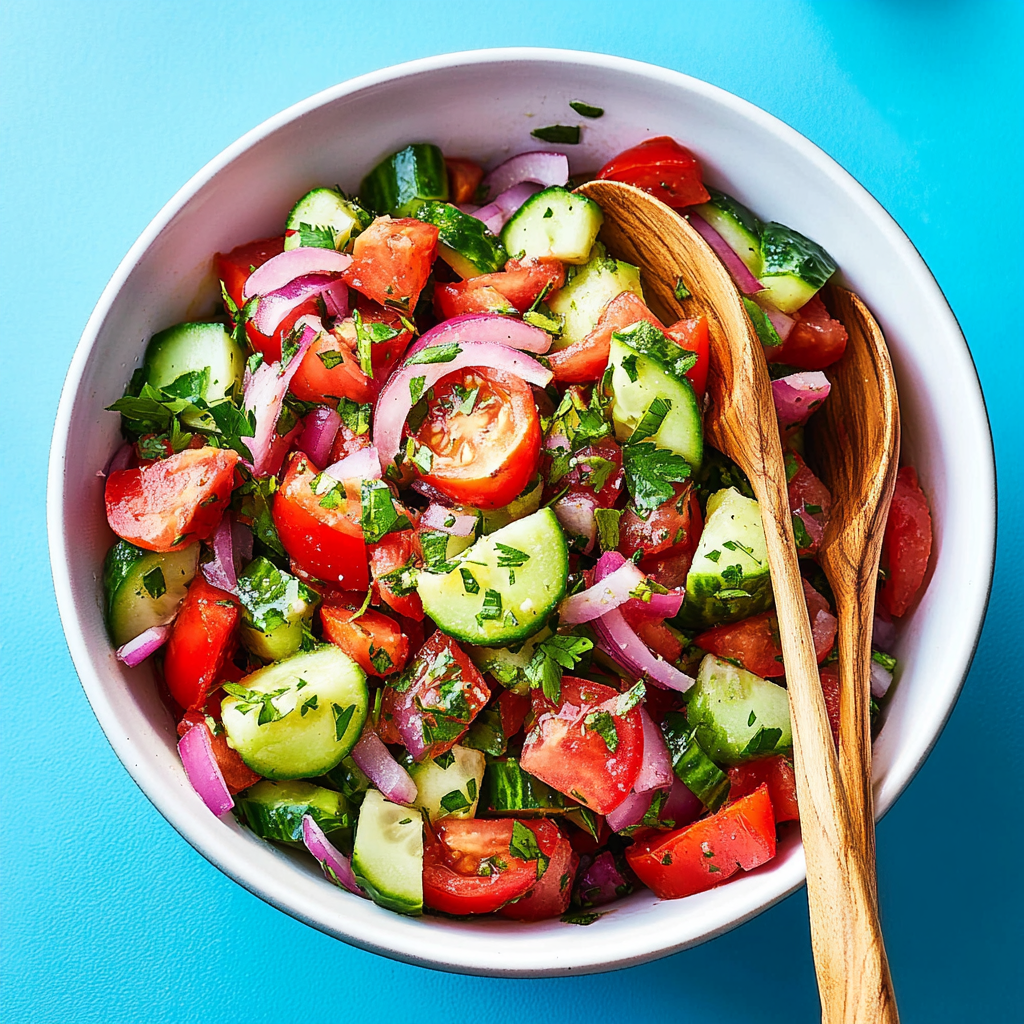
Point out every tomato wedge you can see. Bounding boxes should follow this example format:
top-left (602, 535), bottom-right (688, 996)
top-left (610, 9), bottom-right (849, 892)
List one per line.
top-left (619, 483), bottom-right (700, 559)
top-left (369, 529), bottom-right (423, 620)
top-left (445, 157), bottom-right (484, 205)
top-left (596, 137), bottom-right (710, 209)
top-left (786, 450), bottom-right (832, 557)
top-left (498, 829), bottom-right (577, 921)
top-left (727, 755), bottom-right (799, 823)
top-left (105, 446), bottom-right (238, 552)
top-left (290, 322), bottom-right (372, 404)
top-left (878, 466), bottom-right (933, 617)
top-left (663, 315), bottom-right (710, 399)
top-left (320, 595), bottom-right (409, 677)
top-left (520, 676), bottom-right (644, 815)
top-left (435, 258), bottom-right (565, 311)
top-left (271, 452), bottom-right (369, 590)
top-left (412, 366), bottom-right (541, 509)
top-left (766, 295), bottom-right (848, 370)
top-left (342, 216), bottom-right (438, 311)
top-left (163, 577), bottom-right (240, 710)
top-left (625, 784), bottom-right (776, 898)
top-left (423, 818), bottom-right (563, 915)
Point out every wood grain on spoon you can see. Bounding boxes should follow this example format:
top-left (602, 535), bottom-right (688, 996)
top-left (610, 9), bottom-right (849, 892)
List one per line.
top-left (577, 180), bottom-right (897, 1023)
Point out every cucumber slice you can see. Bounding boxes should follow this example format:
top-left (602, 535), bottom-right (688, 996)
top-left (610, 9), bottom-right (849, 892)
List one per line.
top-left (141, 323), bottom-right (246, 429)
top-left (692, 189), bottom-right (763, 276)
top-left (236, 557), bottom-right (319, 662)
top-left (501, 186), bottom-right (603, 265)
top-left (351, 789), bottom-right (423, 915)
top-left (757, 221), bottom-right (837, 314)
top-left (480, 757), bottom-right (572, 816)
top-left (234, 780), bottom-right (352, 843)
top-left (479, 475), bottom-right (543, 535)
top-left (412, 200), bottom-right (507, 277)
top-left (360, 143), bottom-right (448, 216)
top-left (416, 509), bottom-right (568, 646)
top-left (608, 323), bottom-right (703, 470)
top-left (468, 625), bottom-right (552, 695)
top-left (685, 654), bottom-right (792, 766)
top-left (679, 487), bottom-right (773, 629)
top-left (221, 647), bottom-right (368, 780)
top-left (322, 756), bottom-right (371, 804)
top-left (407, 744), bottom-right (485, 823)
top-left (103, 540), bottom-right (199, 647)
top-left (547, 243), bottom-right (643, 349)
top-left (660, 711), bottom-right (731, 811)
top-left (284, 187), bottom-right (370, 251)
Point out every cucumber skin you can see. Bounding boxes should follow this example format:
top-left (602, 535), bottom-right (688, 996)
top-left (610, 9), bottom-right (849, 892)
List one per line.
top-left (284, 188), bottom-right (369, 251)
top-left (480, 758), bottom-right (571, 816)
top-left (660, 712), bottom-right (731, 811)
top-left (501, 186), bottom-right (603, 264)
top-left (360, 143), bottom-right (448, 216)
top-left (693, 190), bottom-right (763, 276)
top-left (412, 201), bottom-right (507, 276)
top-left (234, 780), bottom-right (352, 843)
top-left (351, 790), bottom-right (423, 915)
top-left (757, 221), bottom-right (837, 313)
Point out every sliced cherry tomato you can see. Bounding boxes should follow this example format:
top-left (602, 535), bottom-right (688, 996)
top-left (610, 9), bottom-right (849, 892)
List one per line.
top-left (105, 446), bottom-right (239, 552)
top-left (445, 157), bottom-right (484, 205)
top-left (663, 315), bottom-right (710, 399)
top-left (369, 528), bottom-right (423, 621)
top-left (163, 578), bottom-right (240, 710)
top-left (342, 216), bottom-right (438, 312)
top-left (262, 416), bottom-right (304, 482)
top-left (214, 236), bottom-right (284, 316)
top-left (878, 466), bottom-right (933, 617)
top-left (271, 452), bottom-right (368, 590)
top-left (520, 676), bottom-right (644, 815)
top-left (625, 784), bottom-right (776, 899)
top-left (320, 595), bottom-right (409, 677)
top-left (498, 689), bottom-right (531, 739)
top-left (727, 755), bottom-right (799, 823)
top-left (423, 818), bottom-right (563, 915)
top-left (785, 450), bottom-right (832, 557)
top-left (177, 711), bottom-right (260, 794)
top-left (379, 631), bottom-right (491, 762)
top-left (619, 483), bottom-right (700, 560)
top-left (498, 831), bottom-right (577, 921)
top-left (767, 295), bottom-right (848, 370)
top-left (547, 291), bottom-right (661, 383)
top-left (596, 137), bottom-right (710, 209)
top-left (412, 367), bottom-right (541, 509)
top-left (433, 283), bottom-right (517, 319)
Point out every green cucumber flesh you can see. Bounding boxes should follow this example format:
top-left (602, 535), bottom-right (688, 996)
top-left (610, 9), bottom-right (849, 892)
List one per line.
top-left (685, 654), bottom-right (792, 766)
top-left (660, 711), bottom-right (731, 811)
top-left (234, 780), bottom-right (352, 843)
top-left (407, 744), bottom-right (485, 823)
top-left (221, 647), bottom-right (368, 780)
top-left (479, 475), bottom-right (543, 535)
top-left (236, 557), bottom-right (319, 662)
top-left (351, 789), bottom-right (423, 915)
top-left (412, 200), bottom-right (507, 277)
top-left (757, 221), bottom-right (837, 314)
top-left (692, 189), bottom-right (763, 276)
top-left (679, 487), bottom-right (773, 629)
top-left (103, 540), bottom-right (200, 647)
top-left (480, 757), bottom-right (572, 816)
top-left (468, 624), bottom-right (552, 696)
top-left (360, 143), bottom-right (448, 216)
top-left (284, 187), bottom-right (369, 251)
top-left (416, 509), bottom-right (568, 646)
top-left (501, 186), bottom-right (603, 265)
top-left (546, 243), bottom-right (643, 350)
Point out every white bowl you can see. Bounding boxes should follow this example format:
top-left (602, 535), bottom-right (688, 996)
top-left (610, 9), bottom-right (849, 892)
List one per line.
top-left (47, 48), bottom-right (995, 977)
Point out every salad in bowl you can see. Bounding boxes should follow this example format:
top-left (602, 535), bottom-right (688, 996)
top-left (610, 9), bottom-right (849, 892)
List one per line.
top-left (98, 131), bottom-right (932, 923)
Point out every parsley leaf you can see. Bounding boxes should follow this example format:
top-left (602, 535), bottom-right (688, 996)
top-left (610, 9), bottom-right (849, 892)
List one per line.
top-left (406, 342), bottom-right (461, 365)
top-left (440, 789), bottom-right (471, 813)
top-left (475, 589), bottom-right (503, 627)
top-left (594, 507), bottom-right (622, 552)
top-left (569, 100), bottom-right (603, 118)
top-left (459, 568), bottom-right (480, 595)
top-left (141, 566), bottom-right (166, 600)
top-left (369, 644), bottom-right (393, 674)
top-left (433, 750), bottom-right (456, 770)
top-left (509, 821), bottom-right (550, 878)
top-left (409, 375), bottom-right (427, 406)
top-left (584, 710), bottom-right (619, 752)
top-left (360, 480), bottom-right (412, 544)
top-left (531, 125), bottom-right (581, 144)
top-left (317, 349), bottom-right (347, 370)
top-left (673, 276), bottom-right (692, 301)
top-left (792, 513), bottom-right (813, 549)
top-left (742, 297), bottom-right (783, 348)
top-left (525, 632), bottom-right (594, 704)
top-left (495, 544), bottom-right (529, 568)
top-left (627, 396), bottom-right (672, 444)
top-left (332, 702), bottom-right (357, 742)
top-left (622, 442), bottom-right (692, 513)
top-left (338, 398), bottom-right (371, 435)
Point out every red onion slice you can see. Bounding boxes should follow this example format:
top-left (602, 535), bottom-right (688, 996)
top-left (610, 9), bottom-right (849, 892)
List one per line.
top-left (593, 607), bottom-right (696, 693)
top-left (873, 613), bottom-right (896, 653)
top-left (349, 730), bottom-right (417, 805)
top-left (589, 550), bottom-right (684, 621)
top-left (472, 182), bottom-right (543, 235)
top-left (251, 273), bottom-right (339, 336)
top-left (373, 341), bottom-right (552, 468)
top-left (688, 212), bottom-right (763, 295)
top-left (201, 515), bottom-right (238, 593)
top-left (481, 151), bottom-right (569, 199)
top-left (574, 851), bottom-right (631, 907)
top-left (404, 312), bottom-right (552, 359)
top-left (771, 371), bottom-right (831, 428)
top-left (321, 278), bottom-right (350, 320)
top-left (420, 502), bottom-right (478, 537)
top-left (552, 491), bottom-right (598, 556)
top-left (298, 407), bottom-right (342, 468)
top-left (301, 814), bottom-right (365, 896)
top-left (324, 445), bottom-right (382, 482)
top-left (177, 723), bottom-right (233, 817)
top-left (634, 709), bottom-right (673, 793)
top-left (560, 554), bottom-right (646, 625)
top-left (242, 248), bottom-right (352, 300)
top-left (763, 303), bottom-right (795, 342)
top-left (605, 788), bottom-right (653, 832)
top-left (115, 624), bottom-right (171, 667)
top-left (662, 777), bottom-right (703, 828)
top-left (870, 659), bottom-right (894, 698)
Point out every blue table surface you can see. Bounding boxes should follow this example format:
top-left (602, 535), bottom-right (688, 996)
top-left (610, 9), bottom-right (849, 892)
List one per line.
top-left (2, 2), bottom-right (1021, 1021)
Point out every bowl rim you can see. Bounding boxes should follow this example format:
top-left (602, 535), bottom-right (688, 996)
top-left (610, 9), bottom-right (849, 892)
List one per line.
top-left (47, 46), bottom-right (996, 976)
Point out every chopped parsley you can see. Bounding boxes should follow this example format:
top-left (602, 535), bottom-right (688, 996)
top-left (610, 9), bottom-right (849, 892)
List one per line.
top-left (360, 479), bottom-right (412, 544)
top-left (584, 709), bottom-right (619, 753)
top-left (594, 507), bottom-right (622, 553)
top-left (560, 911), bottom-right (603, 926)
top-left (459, 567), bottom-right (481, 595)
top-left (673, 276), bottom-right (692, 301)
top-left (369, 643), bottom-right (393, 674)
top-left (509, 821), bottom-right (550, 878)
top-left (475, 588), bottom-right (503, 627)
top-left (627, 396), bottom-right (672, 444)
top-left (332, 702), bottom-right (357, 741)
top-left (569, 100), bottom-right (604, 118)
top-left (622, 442), bottom-right (692, 513)
top-left (439, 789), bottom-right (471, 813)
top-left (530, 124), bottom-right (581, 144)
top-left (525, 631), bottom-right (594, 704)
top-left (742, 296), bottom-right (782, 348)
top-left (406, 342), bottom-right (461, 365)
top-left (791, 513), bottom-right (813, 549)
top-left (141, 566), bottom-right (166, 600)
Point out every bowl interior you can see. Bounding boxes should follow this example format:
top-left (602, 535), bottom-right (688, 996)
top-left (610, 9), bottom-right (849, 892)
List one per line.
top-left (48, 49), bottom-right (993, 976)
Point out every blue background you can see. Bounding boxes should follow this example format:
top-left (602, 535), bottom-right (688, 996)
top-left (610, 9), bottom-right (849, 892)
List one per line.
top-left (2, 2), bottom-right (1021, 1021)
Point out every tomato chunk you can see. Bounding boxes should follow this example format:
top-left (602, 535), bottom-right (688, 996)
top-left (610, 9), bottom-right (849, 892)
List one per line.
top-left (342, 216), bottom-right (438, 311)
top-left (878, 466), bottom-right (933, 617)
top-left (727, 756), bottom-right (799, 823)
top-left (369, 528), bottom-right (423, 621)
top-left (596, 137), bottom-right (710, 209)
top-left (663, 315), bottom-right (710, 399)
top-left (767, 295), bottom-right (848, 371)
top-left (626, 784), bottom-right (776, 898)
top-left (619, 483), bottom-right (699, 560)
top-left (105, 446), bottom-right (238, 552)
top-left (290, 322), bottom-right (372, 405)
top-left (177, 711), bottom-right (260, 794)
top-left (271, 453), bottom-right (368, 590)
top-left (163, 578), bottom-right (240, 710)
top-left (498, 830), bottom-right (577, 921)
top-left (520, 677), bottom-right (644, 815)
top-left (215, 236), bottom-right (284, 316)
top-left (445, 157), bottom-right (484, 205)
top-left (320, 595), bottom-right (409, 677)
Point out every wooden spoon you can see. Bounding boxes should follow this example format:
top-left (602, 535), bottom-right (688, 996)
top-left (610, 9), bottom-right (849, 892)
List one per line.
top-left (576, 180), bottom-right (897, 1023)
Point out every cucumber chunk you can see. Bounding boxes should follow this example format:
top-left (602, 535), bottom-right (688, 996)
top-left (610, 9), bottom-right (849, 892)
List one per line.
top-left (501, 186), bottom-right (603, 265)
top-left (103, 540), bottom-right (199, 647)
top-left (757, 221), bottom-right (837, 314)
top-left (685, 654), bottom-right (792, 765)
top-left (351, 789), bottom-right (423, 915)
top-left (660, 711), bottom-right (731, 811)
top-left (468, 624), bottom-right (552, 695)
top-left (360, 143), bottom-right (448, 217)
top-left (608, 322), bottom-right (703, 470)
top-left (547, 242), bottom-right (643, 349)
top-left (141, 323), bottom-right (246, 430)
top-left (412, 200), bottom-right (507, 277)
top-left (480, 757), bottom-right (572, 816)
top-left (234, 780), bottom-right (352, 843)
top-left (692, 189), bottom-right (763, 276)
top-left (416, 509), bottom-right (568, 646)
top-left (479, 475), bottom-right (543, 535)
top-left (679, 487), bottom-right (773, 628)
top-left (236, 557), bottom-right (319, 662)
top-left (407, 744), bottom-right (485, 823)
top-left (221, 647), bottom-right (368, 780)
top-left (284, 187), bottom-right (370, 251)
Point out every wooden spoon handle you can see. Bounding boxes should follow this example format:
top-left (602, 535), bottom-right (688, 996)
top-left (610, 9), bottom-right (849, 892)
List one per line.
top-left (756, 475), bottom-right (898, 1023)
